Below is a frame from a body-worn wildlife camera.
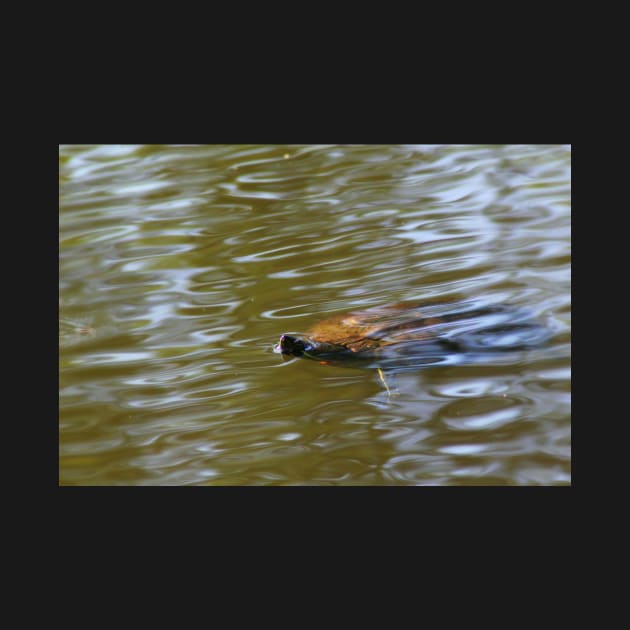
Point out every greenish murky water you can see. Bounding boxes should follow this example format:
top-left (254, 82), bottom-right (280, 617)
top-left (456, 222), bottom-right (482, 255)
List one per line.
top-left (59, 144), bottom-right (571, 485)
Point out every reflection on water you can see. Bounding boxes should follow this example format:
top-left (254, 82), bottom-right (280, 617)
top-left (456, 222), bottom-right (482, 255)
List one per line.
top-left (59, 144), bottom-right (571, 485)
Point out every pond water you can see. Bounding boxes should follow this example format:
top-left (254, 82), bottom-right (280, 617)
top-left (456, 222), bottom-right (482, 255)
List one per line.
top-left (59, 144), bottom-right (571, 485)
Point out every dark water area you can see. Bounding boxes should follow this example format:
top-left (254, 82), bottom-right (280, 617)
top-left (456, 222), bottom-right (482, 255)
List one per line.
top-left (59, 145), bottom-right (571, 485)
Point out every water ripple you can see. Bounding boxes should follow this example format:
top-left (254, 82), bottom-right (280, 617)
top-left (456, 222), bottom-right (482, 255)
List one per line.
top-left (60, 144), bottom-right (570, 486)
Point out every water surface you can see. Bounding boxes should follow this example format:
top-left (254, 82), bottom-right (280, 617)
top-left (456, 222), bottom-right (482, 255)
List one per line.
top-left (59, 144), bottom-right (571, 485)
